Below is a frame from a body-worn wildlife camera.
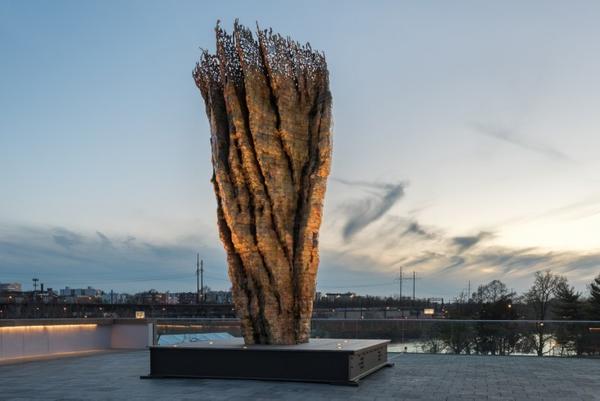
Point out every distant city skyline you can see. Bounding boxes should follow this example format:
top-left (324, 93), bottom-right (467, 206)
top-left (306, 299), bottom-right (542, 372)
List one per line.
top-left (2, 1), bottom-right (600, 299)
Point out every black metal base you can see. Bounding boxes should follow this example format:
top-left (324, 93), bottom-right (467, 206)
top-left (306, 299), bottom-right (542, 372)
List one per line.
top-left (141, 338), bottom-right (393, 386)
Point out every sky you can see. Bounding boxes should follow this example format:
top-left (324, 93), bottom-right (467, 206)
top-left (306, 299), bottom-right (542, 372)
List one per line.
top-left (2, 0), bottom-right (600, 300)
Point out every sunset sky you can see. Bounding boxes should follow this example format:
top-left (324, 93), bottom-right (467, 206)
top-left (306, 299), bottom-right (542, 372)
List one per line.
top-left (2, 0), bottom-right (600, 299)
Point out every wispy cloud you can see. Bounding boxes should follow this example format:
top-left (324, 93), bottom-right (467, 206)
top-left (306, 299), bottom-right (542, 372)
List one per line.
top-left (334, 178), bottom-right (406, 241)
top-left (323, 183), bottom-right (600, 296)
top-left (452, 231), bottom-right (493, 253)
top-left (52, 228), bottom-right (83, 248)
top-left (96, 231), bottom-right (112, 247)
top-left (472, 122), bottom-right (570, 161)
top-left (320, 240), bottom-right (600, 297)
top-left (403, 221), bottom-right (434, 239)
top-left (491, 196), bottom-right (600, 229)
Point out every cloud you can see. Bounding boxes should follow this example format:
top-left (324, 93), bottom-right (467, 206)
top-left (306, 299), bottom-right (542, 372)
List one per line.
top-left (438, 248), bottom-right (600, 286)
top-left (334, 178), bottom-right (406, 241)
top-left (441, 256), bottom-right (466, 271)
top-left (3, 219), bottom-right (600, 299)
top-left (320, 234), bottom-right (600, 298)
top-left (317, 249), bottom-right (403, 293)
top-left (0, 224), bottom-right (228, 293)
top-left (403, 221), bottom-right (433, 238)
top-left (323, 181), bottom-right (600, 297)
top-left (323, 228), bottom-right (600, 297)
top-left (452, 231), bottom-right (493, 253)
top-left (52, 228), bottom-right (83, 248)
top-left (472, 122), bottom-right (570, 161)
top-left (96, 231), bottom-right (112, 247)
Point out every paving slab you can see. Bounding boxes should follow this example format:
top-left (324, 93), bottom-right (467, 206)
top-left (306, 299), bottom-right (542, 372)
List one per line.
top-left (0, 351), bottom-right (598, 401)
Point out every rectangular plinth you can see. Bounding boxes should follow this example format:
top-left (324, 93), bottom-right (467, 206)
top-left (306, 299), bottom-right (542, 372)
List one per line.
top-left (143, 338), bottom-right (392, 386)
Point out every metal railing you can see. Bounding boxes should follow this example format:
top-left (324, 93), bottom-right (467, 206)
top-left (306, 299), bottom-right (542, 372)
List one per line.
top-left (153, 318), bottom-right (600, 357)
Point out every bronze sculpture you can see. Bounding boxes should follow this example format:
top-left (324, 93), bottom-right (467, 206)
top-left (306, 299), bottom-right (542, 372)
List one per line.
top-left (193, 21), bottom-right (332, 345)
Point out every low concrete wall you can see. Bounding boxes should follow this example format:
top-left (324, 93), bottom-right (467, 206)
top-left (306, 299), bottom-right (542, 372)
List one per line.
top-left (0, 319), bottom-right (153, 362)
top-left (111, 323), bottom-right (153, 349)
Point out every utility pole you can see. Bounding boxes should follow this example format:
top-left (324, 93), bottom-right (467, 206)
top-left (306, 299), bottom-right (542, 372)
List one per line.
top-left (196, 254), bottom-right (205, 303)
top-left (32, 277), bottom-right (39, 308)
top-left (401, 271), bottom-right (421, 301)
top-left (397, 267), bottom-right (403, 301)
top-left (412, 271), bottom-right (416, 301)
top-left (196, 254), bottom-right (201, 304)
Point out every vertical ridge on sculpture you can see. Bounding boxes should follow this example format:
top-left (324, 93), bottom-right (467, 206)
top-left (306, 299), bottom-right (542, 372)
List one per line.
top-left (194, 21), bottom-right (332, 345)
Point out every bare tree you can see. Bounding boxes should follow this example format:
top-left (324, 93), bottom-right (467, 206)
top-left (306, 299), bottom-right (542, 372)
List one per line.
top-left (472, 280), bottom-right (514, 304)
top-left (524, 270), bottom-right (566, 356)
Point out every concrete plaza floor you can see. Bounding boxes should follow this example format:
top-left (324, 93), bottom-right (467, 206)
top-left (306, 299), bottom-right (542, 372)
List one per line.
top-left (0, 351), bottom-right (598, 401)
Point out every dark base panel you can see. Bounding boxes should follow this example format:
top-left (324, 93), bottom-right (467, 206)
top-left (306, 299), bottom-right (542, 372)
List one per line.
top-left (141, 338), bottom-right (393, 386)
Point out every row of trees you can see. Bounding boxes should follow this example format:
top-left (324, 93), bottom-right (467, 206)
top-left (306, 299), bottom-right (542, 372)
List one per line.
top-left (431, 271), bottom-right (600, 356)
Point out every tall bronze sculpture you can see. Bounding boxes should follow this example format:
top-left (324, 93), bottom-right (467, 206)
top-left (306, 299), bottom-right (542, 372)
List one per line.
top-left (193, 21), bottom-right (332, 345)
top-left (145, 23), bottom-right (389, 384)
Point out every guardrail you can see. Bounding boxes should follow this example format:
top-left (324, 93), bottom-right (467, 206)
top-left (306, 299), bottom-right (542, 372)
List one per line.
top-left (2, 318), bottom-right (598, 362)
top-left (154, 318), bottom-right (600, 357)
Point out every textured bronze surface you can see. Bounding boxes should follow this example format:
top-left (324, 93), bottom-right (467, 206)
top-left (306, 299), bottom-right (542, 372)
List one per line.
top-left (193, 21), bottom-right (332, 344)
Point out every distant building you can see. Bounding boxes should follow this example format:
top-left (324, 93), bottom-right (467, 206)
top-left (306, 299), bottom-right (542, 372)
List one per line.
top-left (60, 286), bottom-right (103, 303)
top-left (171, 291), bottom-right (232, 304)
top-left (176, 292), bottom-right (198, 305)
top-left (166, 293), bottom-right (179, 305)
top-left (205, 290), bottom-right (232, 304)
top-left (0, 283), bottom-right (24, 303)
top-left (100, 292), bottom-right (129, 304)
top-left (36, 288), bottom-right (59, 304)
top-left (134, 290), bottom-right (167, 304)
top-left (0, 282), bottom-right (22, 293)
top-left (60, 286), bottom-right (102, 297)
